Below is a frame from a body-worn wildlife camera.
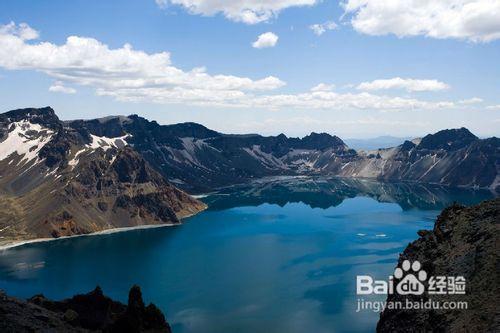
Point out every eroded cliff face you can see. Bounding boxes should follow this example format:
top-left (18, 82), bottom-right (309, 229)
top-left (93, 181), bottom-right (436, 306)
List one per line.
top-left (337, 129), bottom-right (499, 191)
top-left (377, 198), bottom-right (499, 332)
top-left (67, 115), bottom-right (357, 192)
top-left (0, 107), bottom-right (206, 246)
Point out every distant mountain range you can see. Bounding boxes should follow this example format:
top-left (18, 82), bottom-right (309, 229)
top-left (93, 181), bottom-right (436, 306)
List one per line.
top-left (0, 107), bottom-right (498, 245)
top-left (64, 108), bottom-right (498, 192)
top-left (344, 136), bottom-right (411, 151)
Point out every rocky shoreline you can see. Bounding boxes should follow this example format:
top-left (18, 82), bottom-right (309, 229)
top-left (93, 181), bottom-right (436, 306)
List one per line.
top-left (0, 285), bottom-right (171, 332)
top-left (377, 198), bottom-right (499, 332)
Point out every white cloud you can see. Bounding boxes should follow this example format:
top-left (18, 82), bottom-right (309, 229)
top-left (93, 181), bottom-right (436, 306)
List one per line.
top-left (357, 77), bottom-right (450, 92)
top-left (0, 22), bottom-right (466, 112)
top-left (458, 97), bottom-right (483, 104)
top-left (49, 81), bottom-right (76, 94)
top-left (247, 91), bottom-right (455, 111)
top-left (309, 21), bottom-right (337, 36)
top-left (486, 104), bottom-right (500, 110)
top-left (310, 83), bottom-right (335, 92)
top-left (159, 0), bottom-right (319, 24)
top-left (0, 22), bottom-right (285, 106)
top-left (252, 32), bottom-right (278, 48)
top-left (342, 0), bottom-right (500, 42)
top-left (0, 21), bottom-right (39, 41)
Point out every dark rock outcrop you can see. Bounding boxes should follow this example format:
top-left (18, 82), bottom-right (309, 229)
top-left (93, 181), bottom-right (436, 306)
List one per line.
top-left (417, 127), bottom-right (477, 151)
top-left (0, 285), bottom-right (171, 332)
top-left (377, 198), bottom-right (500, 332)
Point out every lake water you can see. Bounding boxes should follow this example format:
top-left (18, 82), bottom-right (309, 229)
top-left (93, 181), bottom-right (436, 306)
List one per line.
top-left (0, 178), bottom-right (494, 332)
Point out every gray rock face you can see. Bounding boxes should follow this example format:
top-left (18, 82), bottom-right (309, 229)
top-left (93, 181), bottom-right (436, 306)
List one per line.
top-left (65, 110), bottom-right (499, 192)
top-left (337, 134), bottom-right (499, 191)
top-left (377, 198), bottom-right (500, 332)
top-left (67, 114), bottom-right (355, 192)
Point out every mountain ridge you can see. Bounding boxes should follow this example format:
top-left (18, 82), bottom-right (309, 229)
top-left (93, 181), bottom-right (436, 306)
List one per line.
top-left (3, 107), bottom-right (498, 194)
top-left (0, 107), bottom-right (206, 247)
top-left (58, 108), bottom-right (499, 193)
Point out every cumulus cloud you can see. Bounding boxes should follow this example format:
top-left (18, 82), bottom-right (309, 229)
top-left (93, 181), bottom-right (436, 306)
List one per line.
top-left (342, 0), bottom-right (500, 42)
top-left (0, 21), bottom-right (39, 41)
top-left (486, 104), bottom-right (500, 110)
top-left (0, 22), bottom-right (466, 112)
top-left (357, 77), bottom-right (450, 92)
top-left (0, 22), bottom-right (286, 107)
top-left (309, 21), bottom-right (337, 36)
top-left (158, 0), bottom-right (319, 24)
top-left (252, 32), bottom-right (278, 48)
top-left (49, 81), bottom-right (76, 94)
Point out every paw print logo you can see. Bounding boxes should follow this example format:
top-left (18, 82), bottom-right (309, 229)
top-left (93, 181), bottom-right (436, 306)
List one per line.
top-left (394, 260), bottom-right (427, 295)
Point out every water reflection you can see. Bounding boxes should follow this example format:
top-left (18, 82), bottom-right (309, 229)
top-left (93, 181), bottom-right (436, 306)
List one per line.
top-left (206, 177), bottom-right (494, 211)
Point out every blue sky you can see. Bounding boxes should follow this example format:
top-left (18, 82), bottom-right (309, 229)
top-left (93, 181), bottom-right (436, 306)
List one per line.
top-left (0, 0), bottom-right (499, 138)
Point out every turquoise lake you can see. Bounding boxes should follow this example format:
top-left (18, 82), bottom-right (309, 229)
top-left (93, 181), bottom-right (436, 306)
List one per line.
top-left (0, 178), bottom-right (495, 332)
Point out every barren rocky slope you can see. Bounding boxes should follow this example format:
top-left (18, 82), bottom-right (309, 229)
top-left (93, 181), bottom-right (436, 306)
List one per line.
top-left (0, 107), bottom-right (206, 247)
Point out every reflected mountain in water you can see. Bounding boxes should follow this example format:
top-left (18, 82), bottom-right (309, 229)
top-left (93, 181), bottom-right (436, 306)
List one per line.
top-left (204, 177), bottom-right (495, 211)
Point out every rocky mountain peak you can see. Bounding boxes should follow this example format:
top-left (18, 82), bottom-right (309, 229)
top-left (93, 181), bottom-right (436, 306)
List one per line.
top-left (299, 132), bottom-right (346, 150)
top-left (0, 107), bottom-right (60, 129)
top-left (161, 121), bottom-right (221, 139)
top-left (400, 140), bottom-right (416, 151)
top-left (66, 116), bottom-right (130, 139)
top-left (417, 127), bottom-right (478, 151)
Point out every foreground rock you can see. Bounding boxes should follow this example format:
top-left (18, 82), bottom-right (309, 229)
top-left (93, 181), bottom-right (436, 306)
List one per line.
top-left (377, 198), bottom-right (499, 332)
top-left (0, 285), bottom-right (171, 332)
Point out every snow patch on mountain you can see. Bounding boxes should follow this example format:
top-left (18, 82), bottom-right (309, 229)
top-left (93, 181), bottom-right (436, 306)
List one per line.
top-left (0, 120), bottom-right (54, 165)
top-left (68, 148), bottom-right (87, 169)
top-left (87, 134), bottom-right (129, 151)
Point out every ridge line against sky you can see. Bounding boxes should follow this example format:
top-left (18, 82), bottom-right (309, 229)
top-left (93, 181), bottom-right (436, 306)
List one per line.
top-left (0, 0), bottom-right (498, 138)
